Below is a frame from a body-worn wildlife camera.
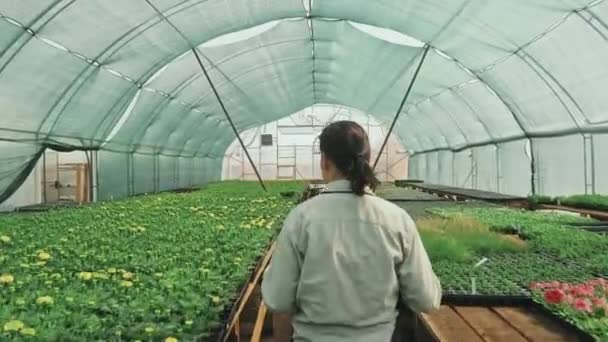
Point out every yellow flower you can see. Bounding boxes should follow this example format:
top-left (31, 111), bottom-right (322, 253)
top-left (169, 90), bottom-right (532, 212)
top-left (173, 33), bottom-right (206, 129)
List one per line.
top-left (0, 235), bottom-right (11, 243)
top-left (93, 272), bottom-right (109, 280)
top-left (79, 272), bottom-right (93, 281)
top-left (122, 272), bottom-right (134, 280)
top-left (0, 274), bottom-right (14, 285)
top-left (120, 280), bottom-right (133, 288)
top-left (37, 252), bottom-right (51, 261)
top-left (20, 327), bottom-right (36, 336)
top-left (4, 320), bottom-right (24, 332)
top-left (144, 326), bottom-right (155, 334)
top-left (4, 320), bottom-right (25, 331)
top-left (36, 296), bottom-right (54, 305)
top-left (165, 337), bottom-right (178, 342)
top-left (185, 320), bottom-right (193, 326)
top-left (211, 296), bottom-right (221, 305)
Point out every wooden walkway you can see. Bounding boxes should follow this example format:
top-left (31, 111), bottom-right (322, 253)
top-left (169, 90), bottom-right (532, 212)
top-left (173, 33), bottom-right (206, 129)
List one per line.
top-left (419, 305), bottom-right (584, 342)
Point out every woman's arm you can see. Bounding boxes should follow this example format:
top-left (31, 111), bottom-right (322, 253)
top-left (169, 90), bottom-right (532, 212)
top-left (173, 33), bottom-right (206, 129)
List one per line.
top-left (397, 215), bottom-right (442, 313)
top-left (261, 210), bottom-right (302, 313)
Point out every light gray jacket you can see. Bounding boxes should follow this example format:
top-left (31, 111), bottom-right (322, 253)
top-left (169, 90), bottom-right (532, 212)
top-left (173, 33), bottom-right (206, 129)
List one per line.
top-left (262, 180), bottom-right (441, 342)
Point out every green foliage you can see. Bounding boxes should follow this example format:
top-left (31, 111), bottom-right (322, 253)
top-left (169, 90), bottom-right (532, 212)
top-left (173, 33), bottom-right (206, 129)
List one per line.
top-left (418, 215), bottom-right (527, 263)
top-left (528, 193), bottom-right (608, 212)
top-left (558, 194), bottom-right (608, 212)
top-left (0, 181), bottom-right (300, 341)
top-left (428, 207), bottom-right (608, 273)
top-left (528, 195), bottom-right (555, 209)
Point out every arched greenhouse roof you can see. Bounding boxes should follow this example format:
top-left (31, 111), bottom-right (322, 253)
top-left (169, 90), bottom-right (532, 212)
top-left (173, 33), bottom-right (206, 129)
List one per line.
top-left (1, 0), bottom-right (608, 200)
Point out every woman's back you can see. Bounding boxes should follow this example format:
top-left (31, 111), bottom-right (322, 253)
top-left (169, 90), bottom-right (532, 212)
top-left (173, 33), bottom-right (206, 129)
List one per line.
top-left (262, 180), bottom-right (441, 342)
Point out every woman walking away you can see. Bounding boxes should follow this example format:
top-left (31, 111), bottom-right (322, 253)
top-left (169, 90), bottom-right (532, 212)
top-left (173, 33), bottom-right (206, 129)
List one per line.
top-left (262, 121), bottom-right (441, 342)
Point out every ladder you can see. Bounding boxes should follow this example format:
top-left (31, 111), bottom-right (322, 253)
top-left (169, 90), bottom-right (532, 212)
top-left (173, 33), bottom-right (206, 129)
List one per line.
top-left (276, 146), bottom-right (296, 180)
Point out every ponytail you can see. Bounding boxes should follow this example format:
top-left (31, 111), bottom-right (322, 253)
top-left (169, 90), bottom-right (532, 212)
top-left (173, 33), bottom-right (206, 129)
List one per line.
top-left (348, 156), bottom-right (380, 196)
top-left (319, 121), bottom-right (380, 196)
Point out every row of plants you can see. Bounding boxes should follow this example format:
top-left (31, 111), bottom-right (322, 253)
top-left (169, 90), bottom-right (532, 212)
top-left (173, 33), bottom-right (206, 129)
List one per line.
top-left (529, 194), bottom-right (608, 212)
top-left (531, 279), bottom-right (608, 340)
top-left (416, 215), bottom-right (597, 295)
top-left (419, 206), bottom-right (608, 339)
top-left (417, 215), bottom-right (526, 264)
top-left (429, 207), bottom-right (608, 274)
top-left (0, 181), bottom-right (301, 341)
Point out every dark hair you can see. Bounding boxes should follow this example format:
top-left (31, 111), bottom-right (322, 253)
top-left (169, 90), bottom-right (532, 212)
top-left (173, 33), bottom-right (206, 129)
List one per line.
top-left (319, 121), bottom-right (380, 196)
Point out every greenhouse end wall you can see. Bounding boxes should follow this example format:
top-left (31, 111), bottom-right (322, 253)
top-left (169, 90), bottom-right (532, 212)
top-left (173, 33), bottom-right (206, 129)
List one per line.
top-left (97, 151), bottom-right (221, 201)
top-left (408, 133), bottom-right (607, 197)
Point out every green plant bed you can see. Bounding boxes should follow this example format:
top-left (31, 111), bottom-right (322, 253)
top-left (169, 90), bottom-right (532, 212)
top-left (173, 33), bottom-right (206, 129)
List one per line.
top-left (559, 194), bottom-right (608, 212)
top-left (529, 194), bottom-right (608, 212)
top-left (0, 181), bottom-right (301, 341)
top-left (428, 207), bottom-right (608, 273)
top-left (418, 215), bottom-right (527, 263)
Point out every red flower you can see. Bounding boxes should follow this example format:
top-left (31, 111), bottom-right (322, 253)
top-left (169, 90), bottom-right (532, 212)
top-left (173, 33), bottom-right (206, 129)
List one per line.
top-left (544, 289), bottom-right (565, 304)
top-left (573, 298), bottom-right (593, 313)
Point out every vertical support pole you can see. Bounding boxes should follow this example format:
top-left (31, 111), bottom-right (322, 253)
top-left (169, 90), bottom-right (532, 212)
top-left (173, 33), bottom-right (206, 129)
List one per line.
top-left (42, 149), bottom-right (47, 204)
top-left (583, 134), bottom-right (589, 195)
top-left (192, 48), bottom-right (267, 192)
top-left (583, 134), bottom-right (596, 195)
top-left (175, 157), bottom-right (180, 190)
top-left (95, 150), bottom-right (99, 202)
top-left (495, 144), bottom-right (502, 193)
top-left (374, 45), bottom-right (430, 170)
top-left (529, 139), bottom-right (537, 196)
top-left (451, 152), bottom-right (456, 186)
top-left (153, 154), bottom-right (159, 193)
top-left (590, 135), bottom-right (596, 194)
top-left (86, 151), bottom-right (93, 202)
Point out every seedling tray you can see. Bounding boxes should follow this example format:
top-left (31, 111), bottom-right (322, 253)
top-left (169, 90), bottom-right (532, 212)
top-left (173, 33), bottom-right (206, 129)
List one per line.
top-left (442, 293), bottom-right (529, 306)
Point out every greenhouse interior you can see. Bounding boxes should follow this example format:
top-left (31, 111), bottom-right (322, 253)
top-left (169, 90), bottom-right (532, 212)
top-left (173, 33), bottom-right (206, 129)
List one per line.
top-left (1, 0), bottom-right (608, 341)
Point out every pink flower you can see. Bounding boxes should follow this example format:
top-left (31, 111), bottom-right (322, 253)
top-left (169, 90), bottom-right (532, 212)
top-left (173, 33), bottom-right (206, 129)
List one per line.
top-left (572, 285), bottom-right (595, 297)
top-left (544, 289), bottom-right (566, 304)
top-left (592, 297), bottom-right (607, 308)
top-left (563, 294), bottom-right (575, 304)
top-left (573, 298), bottom-right (593, 313)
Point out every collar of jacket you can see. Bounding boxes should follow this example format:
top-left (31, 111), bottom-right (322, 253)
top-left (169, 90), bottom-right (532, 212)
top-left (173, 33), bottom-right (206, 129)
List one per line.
top-left (324, 179), bottom-right (374, 195)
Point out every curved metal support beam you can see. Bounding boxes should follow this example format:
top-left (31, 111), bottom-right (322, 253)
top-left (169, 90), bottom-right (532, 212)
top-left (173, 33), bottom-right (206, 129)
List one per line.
top-left (373, 45), bottom-right (430, 169)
